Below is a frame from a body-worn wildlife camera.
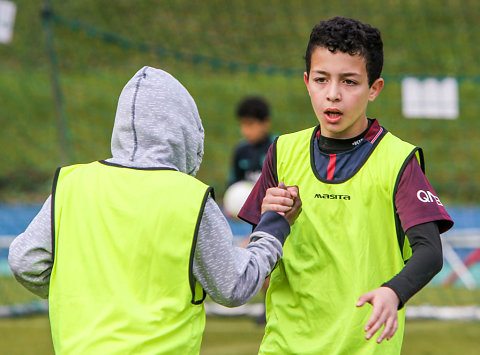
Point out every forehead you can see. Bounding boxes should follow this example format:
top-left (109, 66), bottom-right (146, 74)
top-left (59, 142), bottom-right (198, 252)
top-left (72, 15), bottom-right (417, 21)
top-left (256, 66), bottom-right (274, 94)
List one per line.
top-left (239, 117), bottom-right (267, 125)
top-left (310, 47), bottom-right (367, 75)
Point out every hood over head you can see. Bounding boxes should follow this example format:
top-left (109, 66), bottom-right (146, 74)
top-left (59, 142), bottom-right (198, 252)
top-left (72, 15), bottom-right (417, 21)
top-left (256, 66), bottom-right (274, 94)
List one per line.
top-left (108, 66), bottom-right (204, 176)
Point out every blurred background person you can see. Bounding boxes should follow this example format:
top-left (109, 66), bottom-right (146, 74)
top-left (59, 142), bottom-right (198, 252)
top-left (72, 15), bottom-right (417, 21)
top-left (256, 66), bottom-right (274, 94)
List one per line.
top-left (227, 96), bottom-right (274, 187)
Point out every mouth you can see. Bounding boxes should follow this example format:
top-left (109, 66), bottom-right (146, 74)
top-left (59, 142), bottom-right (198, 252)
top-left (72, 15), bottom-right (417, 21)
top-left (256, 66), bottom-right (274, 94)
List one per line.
top-left (324, 109), bottom-right (343, 123)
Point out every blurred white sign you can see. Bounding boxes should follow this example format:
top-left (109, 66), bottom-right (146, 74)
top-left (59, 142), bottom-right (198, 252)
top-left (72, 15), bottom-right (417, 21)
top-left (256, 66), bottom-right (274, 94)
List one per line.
top-left (402, 77), bottom-right (458, 119)
top-left (0, 0), bottom-right (16, 44)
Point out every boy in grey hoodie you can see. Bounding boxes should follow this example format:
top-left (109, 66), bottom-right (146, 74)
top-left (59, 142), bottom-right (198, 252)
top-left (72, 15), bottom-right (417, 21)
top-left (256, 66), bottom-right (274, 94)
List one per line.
top-left (9, 66), bottom-right (301, 354)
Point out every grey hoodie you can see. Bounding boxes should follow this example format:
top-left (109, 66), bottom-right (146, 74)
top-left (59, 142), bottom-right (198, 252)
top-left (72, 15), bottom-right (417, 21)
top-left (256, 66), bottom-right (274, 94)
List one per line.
top-left (9, 66), bottom-right (289, 307)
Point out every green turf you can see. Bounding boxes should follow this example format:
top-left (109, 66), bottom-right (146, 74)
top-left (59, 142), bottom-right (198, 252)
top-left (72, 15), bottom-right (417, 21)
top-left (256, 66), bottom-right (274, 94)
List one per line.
top-left (0, 315), bottom-right (53, 355)
top-left (201, 316), bottom-right (264, 355)
top-left (3, 275), bottom-right (480, 353)
top-left (409, 286), bottom-right (480, 306)
top-left (0, 276), bottom-right (41, 305)
top-left (402, 320), bottom-right (480, 355)
top-left (1, 315), bottom-right (480, 354)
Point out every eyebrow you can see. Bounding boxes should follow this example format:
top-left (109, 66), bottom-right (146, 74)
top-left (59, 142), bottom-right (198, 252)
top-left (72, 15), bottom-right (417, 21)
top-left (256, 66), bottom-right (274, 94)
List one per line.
top-left (313, 70), bottom-right (362, 78)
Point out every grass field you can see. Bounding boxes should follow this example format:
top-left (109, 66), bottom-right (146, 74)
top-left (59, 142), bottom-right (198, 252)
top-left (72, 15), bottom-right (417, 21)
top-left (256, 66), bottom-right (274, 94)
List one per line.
top-left (1, 314), bottom-right (480, 354)
top-left (2, 277), bottom-right (480, 353)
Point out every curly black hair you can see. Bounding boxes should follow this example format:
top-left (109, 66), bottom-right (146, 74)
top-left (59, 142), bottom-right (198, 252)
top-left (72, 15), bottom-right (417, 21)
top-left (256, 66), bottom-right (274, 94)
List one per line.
top-left (236, 96), bottom-right (270, 122)
top-left (305, 17), bottom-right (383, 87)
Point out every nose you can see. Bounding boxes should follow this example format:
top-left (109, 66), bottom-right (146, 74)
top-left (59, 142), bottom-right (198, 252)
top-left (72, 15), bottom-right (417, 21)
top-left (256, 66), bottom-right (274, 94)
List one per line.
top-left (327, 82), bottom-right (341, 102)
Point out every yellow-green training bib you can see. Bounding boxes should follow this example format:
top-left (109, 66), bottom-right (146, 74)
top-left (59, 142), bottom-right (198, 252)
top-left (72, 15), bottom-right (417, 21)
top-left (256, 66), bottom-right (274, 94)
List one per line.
top-left (50, 161), bottom-right (210, 355)
top-left (259, 127), bottom-right (420, 355)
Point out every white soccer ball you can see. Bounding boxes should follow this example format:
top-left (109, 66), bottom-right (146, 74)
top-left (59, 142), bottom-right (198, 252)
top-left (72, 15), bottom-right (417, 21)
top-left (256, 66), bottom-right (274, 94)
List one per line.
top-left (223, 180), bottom-right (254, 219)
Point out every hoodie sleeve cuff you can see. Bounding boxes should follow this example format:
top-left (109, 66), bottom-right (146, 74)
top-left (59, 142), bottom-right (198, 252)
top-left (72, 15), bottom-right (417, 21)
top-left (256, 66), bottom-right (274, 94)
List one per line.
top-left (252, 211), bottom-right (290, 245)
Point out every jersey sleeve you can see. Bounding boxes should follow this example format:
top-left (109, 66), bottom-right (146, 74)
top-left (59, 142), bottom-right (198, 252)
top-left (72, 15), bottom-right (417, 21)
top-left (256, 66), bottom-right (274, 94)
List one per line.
top-left (395, 157), bottom-right (454, 234)
top-left (238, 141), bottom-right (278, 226)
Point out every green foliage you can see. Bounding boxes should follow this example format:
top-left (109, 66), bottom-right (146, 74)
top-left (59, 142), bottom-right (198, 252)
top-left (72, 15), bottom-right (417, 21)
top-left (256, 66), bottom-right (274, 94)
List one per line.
top-left (1, 0), bottom-right (479, 203)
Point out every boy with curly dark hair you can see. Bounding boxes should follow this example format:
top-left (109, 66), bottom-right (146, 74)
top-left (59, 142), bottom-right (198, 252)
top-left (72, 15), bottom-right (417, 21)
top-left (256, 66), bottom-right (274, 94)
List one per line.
top-left (239, 17), bottom-right (453, 354)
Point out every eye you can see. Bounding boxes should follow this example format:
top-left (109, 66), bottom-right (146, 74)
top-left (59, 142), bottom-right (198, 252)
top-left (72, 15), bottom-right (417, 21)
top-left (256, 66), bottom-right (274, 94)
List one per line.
top-left (344, 79), bottom-right (357, 85)
top-left (314, 77), bottom-right (327, 84)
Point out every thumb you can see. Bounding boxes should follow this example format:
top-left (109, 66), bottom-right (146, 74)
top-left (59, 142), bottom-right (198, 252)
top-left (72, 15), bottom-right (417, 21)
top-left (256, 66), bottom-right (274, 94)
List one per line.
top-left (356, 292), bottom-right (372, 307)
top-left (278, 181), bottom-right (287, 190)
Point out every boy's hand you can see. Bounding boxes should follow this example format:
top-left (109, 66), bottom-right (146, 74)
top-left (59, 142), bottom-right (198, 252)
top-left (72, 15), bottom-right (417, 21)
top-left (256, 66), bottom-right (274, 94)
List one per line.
top-left (261, 182), bottom-right (302, 225)
top-left (356, 286), bottom-right (400, 344)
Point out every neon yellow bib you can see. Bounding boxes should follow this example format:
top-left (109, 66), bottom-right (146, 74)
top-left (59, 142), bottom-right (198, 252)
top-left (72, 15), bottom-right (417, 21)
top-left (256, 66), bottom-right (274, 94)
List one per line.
top-left (50, 161), bottom-right (210, 355)
top-left (260, 127), bottom-right (419, 355)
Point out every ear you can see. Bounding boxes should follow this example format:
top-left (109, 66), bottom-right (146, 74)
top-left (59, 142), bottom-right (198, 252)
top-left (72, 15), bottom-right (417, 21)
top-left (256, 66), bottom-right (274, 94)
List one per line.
top-left (303, 72), bottom-right (309, 89)
top-left (368, 78), bottom-right (384, 102)
top-left (304, 71), bottom-right (312, 98)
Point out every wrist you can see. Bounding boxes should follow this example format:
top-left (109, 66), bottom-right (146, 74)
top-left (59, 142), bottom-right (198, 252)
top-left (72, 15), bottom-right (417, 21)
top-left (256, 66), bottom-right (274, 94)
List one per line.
top-left (253, 211), bottom-right (290, 245)
top-left (381, 284), bottom-right (403, 309)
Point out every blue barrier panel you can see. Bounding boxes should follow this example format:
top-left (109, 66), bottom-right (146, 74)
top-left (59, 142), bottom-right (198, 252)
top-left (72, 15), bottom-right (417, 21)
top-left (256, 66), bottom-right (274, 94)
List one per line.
top-left (2, 205), bottom-right (480, 279)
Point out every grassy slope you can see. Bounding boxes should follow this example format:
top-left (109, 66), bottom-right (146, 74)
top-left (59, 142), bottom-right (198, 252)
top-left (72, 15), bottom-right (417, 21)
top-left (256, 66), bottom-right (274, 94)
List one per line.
top-left (1, 0), bottom-right (479, 203)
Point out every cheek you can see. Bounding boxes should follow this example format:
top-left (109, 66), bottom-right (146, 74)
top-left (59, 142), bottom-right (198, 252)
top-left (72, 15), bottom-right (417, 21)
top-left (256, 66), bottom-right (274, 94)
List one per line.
top-left (310, 92), bottom-right (323, 110)
top-left (310, 101), bottom-right (324, 119)
top-left (347, 92), bottom-right (368, 109)
top-left (240, 125), bottom-right (250, 137)
top-left (306, 81), bottom-right (317, 98)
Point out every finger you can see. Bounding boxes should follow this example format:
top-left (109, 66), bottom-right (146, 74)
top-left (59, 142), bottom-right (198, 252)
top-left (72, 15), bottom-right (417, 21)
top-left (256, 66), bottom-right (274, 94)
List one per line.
top-left (290, 197), bottom-right (302, 217)
top-left (291, 199), bottom-right (302, 215)
top-left (265, 196), bottom-right (294, 208)
top-left (356, 292), bottom-right (372, 307)
top-left (364, 303), bottom-right (382, 332)
top-left (286, 185), bottom-right (299, 198)
top-left (387, 318), bottom-right (398, 341)
top-left (377, 316), bottom-right (394, 343)
top-left (263, 203), bottom-right (292, 212)
top-left (366, 313), bottom-right (386, 340)
top-left (264, 189), bottom-right (294, 205)
top-left (266, 187), bottom-right (292, 199)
